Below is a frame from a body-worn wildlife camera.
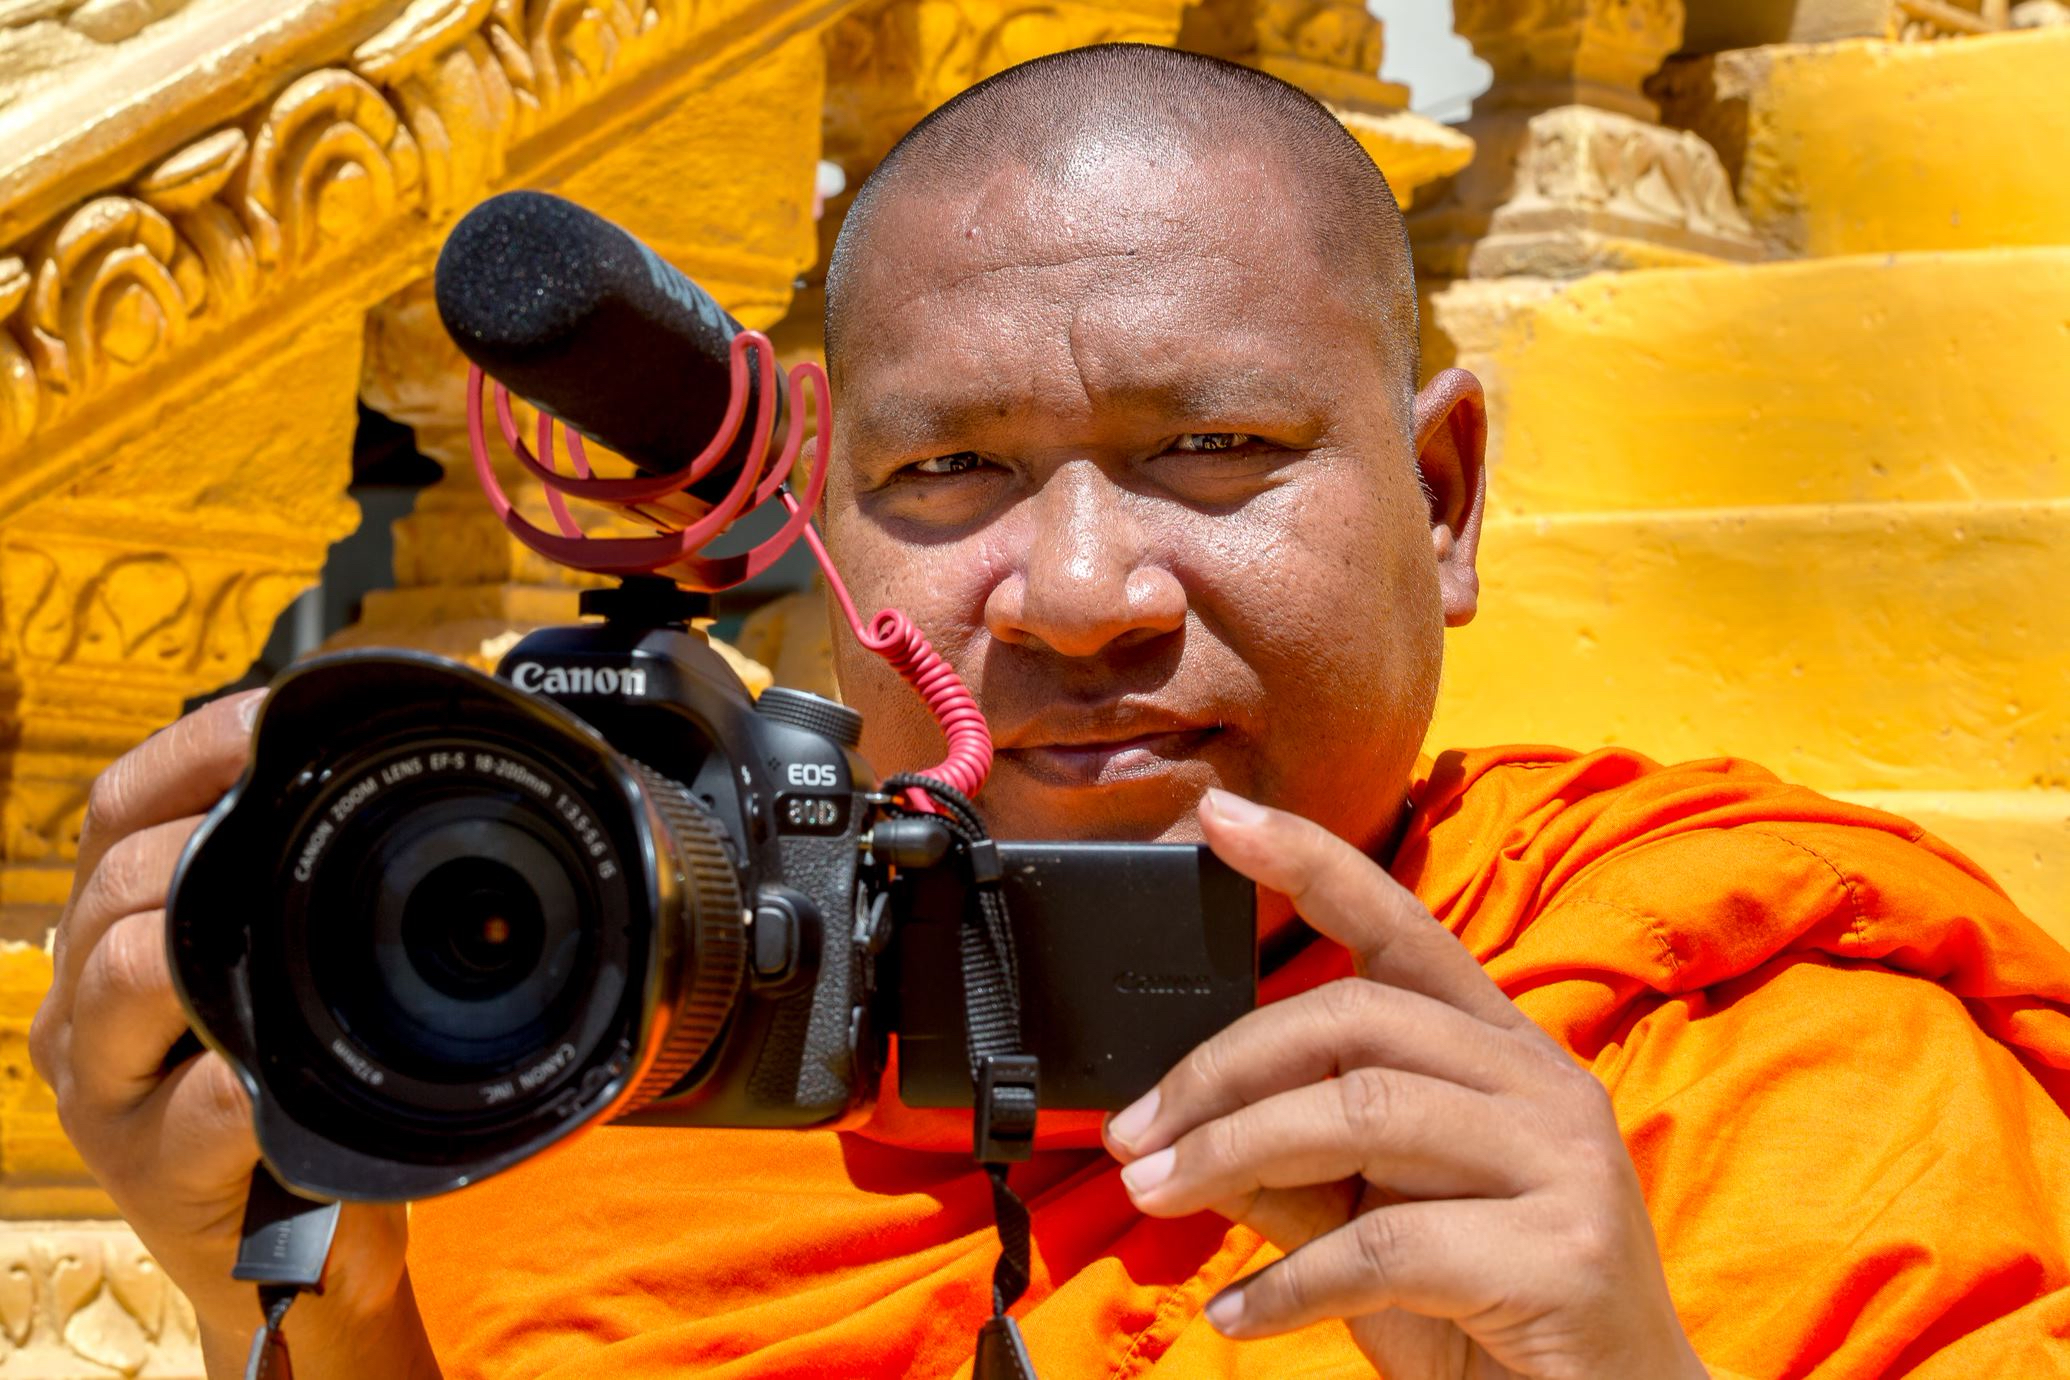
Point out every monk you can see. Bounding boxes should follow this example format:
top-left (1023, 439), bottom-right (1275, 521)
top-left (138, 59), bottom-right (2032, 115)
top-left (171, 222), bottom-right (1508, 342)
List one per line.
top-left (29, 43), bottom-right (2070, 1380)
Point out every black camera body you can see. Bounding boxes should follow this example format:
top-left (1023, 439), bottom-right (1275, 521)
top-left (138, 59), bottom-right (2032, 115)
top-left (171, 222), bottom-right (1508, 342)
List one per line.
top-left (169, 584), bottom-right (1254, 1203)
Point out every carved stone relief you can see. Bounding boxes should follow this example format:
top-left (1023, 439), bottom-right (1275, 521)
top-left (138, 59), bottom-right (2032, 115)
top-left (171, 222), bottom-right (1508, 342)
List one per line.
top-left (1411, 0), bottom-right (1760, 278)
top-left (0, 0), bottom-right (830, 486)
top-left (1452, 0), bottom-right (1684, 119)
top-left (0, 1222), bottom-right (200, 1377)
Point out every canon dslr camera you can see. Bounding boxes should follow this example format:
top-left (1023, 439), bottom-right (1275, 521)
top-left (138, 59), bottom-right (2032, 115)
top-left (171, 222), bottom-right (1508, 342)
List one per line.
top-left (168, 578), bottom-right (1254, 1202)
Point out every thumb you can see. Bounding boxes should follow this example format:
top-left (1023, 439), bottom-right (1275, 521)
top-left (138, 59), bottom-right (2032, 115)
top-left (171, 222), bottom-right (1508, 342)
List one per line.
top-left (1196, 789), bottom-right (1526, 1031)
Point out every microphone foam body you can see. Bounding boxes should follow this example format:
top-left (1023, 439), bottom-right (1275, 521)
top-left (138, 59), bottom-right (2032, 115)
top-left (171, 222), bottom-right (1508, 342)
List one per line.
top-left (434, 190), bottom-right (783, 496)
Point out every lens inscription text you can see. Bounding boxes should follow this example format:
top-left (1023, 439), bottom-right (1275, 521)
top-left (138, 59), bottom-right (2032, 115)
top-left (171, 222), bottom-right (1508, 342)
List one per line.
top-left (328, 776), bottom-right (379, 823)
top-left (292, 819), bottom-right (335, 882)
top-left (330, 1038), bottom-right (385, 1086)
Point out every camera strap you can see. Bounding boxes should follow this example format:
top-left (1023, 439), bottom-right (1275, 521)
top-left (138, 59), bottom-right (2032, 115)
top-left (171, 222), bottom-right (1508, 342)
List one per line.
top-left (883, 775), bottom-right (1040, 1380)
top-left (233, 1165), bottom-right (342, 1380)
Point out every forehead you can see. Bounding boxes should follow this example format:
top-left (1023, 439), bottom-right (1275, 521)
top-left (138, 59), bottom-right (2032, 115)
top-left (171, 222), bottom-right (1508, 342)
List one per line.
top-left (836, 137), bottom-right (1379, 411)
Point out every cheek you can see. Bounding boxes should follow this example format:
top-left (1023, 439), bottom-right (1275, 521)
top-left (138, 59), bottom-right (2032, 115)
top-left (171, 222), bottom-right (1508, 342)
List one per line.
top-left (821, 506), bottom-right (1008, 770)
top-left (1178, 467), bottom-right (1441, 824)
top-left (1185, 466), bottom-right (1425, 681)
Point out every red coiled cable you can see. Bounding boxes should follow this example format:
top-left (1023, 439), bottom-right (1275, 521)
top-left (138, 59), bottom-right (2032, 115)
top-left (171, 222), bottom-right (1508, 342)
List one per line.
top-left (466, 329), bottom-right (993, 806)
top-left (785, 502), bottom-right (993, 802)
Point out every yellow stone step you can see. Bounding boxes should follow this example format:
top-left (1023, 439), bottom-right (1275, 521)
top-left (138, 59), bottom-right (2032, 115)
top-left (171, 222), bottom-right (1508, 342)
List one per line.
top-left (1829, 789), bottom-right (2070, 947)
top-left (1439, 248), bottom-right (2070, 519)
top-left (1654, 27), bottom-right (2070, 258)
top-left (1426, 498), bottom-right (2069, 795)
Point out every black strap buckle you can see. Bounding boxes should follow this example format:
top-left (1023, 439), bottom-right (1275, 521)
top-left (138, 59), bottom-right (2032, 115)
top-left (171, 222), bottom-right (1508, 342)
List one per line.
top-left (234, 1167), bottom-right (341, 1380)
top-left (974, 1313), bottom-right (1039, 1380)
top-left (975, 1054), bottom-right (1039, 1164)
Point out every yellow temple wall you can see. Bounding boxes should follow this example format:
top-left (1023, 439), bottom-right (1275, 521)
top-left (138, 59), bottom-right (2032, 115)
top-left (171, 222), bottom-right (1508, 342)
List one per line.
top-left (1424, 26), bottom-right (2069, 939)
top-left (1658, 27), bottom-right (2070, 257)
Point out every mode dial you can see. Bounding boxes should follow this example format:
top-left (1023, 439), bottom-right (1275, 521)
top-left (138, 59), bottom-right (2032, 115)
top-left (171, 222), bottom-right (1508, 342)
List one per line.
top-left (756, 687), bottom-right (863, 749)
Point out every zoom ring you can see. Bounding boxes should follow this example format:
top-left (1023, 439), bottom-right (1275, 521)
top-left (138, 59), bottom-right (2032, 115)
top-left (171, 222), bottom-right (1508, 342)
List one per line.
top-left (624, 764), bottom-right (745, 1108)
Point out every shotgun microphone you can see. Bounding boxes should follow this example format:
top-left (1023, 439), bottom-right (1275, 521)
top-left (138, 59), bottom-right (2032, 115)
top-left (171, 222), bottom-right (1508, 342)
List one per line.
top-left (433, 189), bottom-right (784, 494)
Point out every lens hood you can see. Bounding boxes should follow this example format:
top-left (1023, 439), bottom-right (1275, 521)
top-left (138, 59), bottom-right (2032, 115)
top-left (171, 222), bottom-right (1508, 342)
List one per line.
top-left (167, 650), bottom-right (710, 1202)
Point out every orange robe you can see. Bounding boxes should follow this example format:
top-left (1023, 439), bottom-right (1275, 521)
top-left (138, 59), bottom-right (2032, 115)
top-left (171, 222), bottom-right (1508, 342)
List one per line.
top-left (408, 746), bottom-right (2070, 1378)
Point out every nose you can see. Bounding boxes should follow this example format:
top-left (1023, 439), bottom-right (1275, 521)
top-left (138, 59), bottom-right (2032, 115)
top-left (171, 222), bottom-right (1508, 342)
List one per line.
top-left (983, 462), bottom-right (1187, 658)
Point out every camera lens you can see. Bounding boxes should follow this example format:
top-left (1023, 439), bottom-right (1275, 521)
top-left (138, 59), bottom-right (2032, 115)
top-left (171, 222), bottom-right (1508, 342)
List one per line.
top-left (168, 654), bottom-right (756, 1200)
top-left (269, 738), bottom-right (640, 1129)
top-left (301, 794), bottom-right (593, 1085)
top-left (401, 857), bottom-right (545, 1000)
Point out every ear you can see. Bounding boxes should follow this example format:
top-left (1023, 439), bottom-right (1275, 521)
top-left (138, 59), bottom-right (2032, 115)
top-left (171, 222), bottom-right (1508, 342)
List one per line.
top-left (1412, 367), bottom-right (1488, 629)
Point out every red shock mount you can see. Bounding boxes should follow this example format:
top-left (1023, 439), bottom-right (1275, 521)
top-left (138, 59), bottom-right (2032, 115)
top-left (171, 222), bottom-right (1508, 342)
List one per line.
top-left (465, 330), bottom-right (993, 806)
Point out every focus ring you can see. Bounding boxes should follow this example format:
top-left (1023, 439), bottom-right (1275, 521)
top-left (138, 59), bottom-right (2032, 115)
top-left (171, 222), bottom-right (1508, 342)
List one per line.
top-left (624, 764), bottom-right (744, 1108)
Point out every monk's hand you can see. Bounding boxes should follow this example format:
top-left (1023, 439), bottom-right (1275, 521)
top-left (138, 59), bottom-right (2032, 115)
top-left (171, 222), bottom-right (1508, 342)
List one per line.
top-left (1102, 789), bottom-right (1705, 1380)
top-left (30, 693), bottom-right (439, 1380)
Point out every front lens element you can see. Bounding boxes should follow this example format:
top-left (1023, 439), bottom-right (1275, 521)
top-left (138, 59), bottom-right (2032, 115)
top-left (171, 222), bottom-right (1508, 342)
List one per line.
top-left (278, 739), bottom-right (636, 1124)
top-left (402, 857), bottom-right (545, 999)
top-left (355, 806), bottom-right (586, 1074)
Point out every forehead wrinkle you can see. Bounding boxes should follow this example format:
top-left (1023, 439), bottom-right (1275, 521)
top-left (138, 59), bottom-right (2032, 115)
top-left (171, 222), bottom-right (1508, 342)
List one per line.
top-left (855, 228), bottom-right (1308, 332)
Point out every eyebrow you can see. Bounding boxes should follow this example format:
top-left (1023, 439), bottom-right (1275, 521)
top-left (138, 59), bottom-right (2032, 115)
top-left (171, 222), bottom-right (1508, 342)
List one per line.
top-left (843, 364), bottom-right (1334, 455)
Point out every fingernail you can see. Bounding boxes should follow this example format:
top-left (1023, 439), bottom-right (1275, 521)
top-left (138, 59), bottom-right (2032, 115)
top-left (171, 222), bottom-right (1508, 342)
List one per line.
top-left (1204, 788), bottom-right (1268, 826)
top-left (1205, 1288), bottom-right (1246, 1335)
top-left (236, 690), bottom-right (266, 733)
top-left (1107, 1088), bottom-right (1158, 1153)
top-left (1120, 1146), bottom-right (1175, 1198)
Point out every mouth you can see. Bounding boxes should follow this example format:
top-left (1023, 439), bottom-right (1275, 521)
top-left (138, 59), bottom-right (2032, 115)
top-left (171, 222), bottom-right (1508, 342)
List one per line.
top-left (998, 726), bottom-right (1223, 788)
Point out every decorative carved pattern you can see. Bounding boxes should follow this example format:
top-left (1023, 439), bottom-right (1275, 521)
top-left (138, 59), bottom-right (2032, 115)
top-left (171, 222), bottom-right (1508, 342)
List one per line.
top-left (353, 1), bottom-right (522, 220)
top-left (1410, 104), bottom-right (1759, 279)
top-left (823, 0), bottom-right (1186, 172)
top-left (1452, 0), bottom-right (1684, 118)
top-left (1172, 0), bottom-right (1403, 108)
top-left (1176, 0), bottom-right (1384, 70)
top-left (1411, 0), bottom-right (1763, 278)
top-left (20, 198), bottom-right (202, 397)
top-left (239, 70), bottom-right (426, 270)
top-left (0, 256), bottom-right (35, 454)
top-left (0, 0), bottom-right (196, 42)
top-left (1258, 0), bottom-right (1383, 71)
top-left (0, 534), bottom-right (324, 861)
top-left (3, 545), bottom-right (306, 680)
top-left (135, 131), bottom-right (260, 314)
top-left (0, 1223), bottom-right (200, 1377)
top-left (0, 0), bottom-right (784, 473)
top-left (1508, 104), bottom-right (1748, 236)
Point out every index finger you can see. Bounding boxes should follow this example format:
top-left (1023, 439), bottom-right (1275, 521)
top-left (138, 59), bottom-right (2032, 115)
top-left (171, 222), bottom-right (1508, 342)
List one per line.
top-left (1197, 789), bottom-right (1531, 1030)
top-left (71, 690), bottom-right (263, 893)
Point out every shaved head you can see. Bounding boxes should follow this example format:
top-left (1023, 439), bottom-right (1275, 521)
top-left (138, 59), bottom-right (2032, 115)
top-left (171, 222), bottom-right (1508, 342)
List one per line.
top-left (816, 41), bottom-right (1485, 852)
top-left (826, 43), bottom-right (1419, 418)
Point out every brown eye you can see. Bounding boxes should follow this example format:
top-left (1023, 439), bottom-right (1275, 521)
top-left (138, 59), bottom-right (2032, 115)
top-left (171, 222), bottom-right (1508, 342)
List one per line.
top-left (1170, 433), bottom-right (1255, 453)
top-left (912, 452), bottom-right (987, 475)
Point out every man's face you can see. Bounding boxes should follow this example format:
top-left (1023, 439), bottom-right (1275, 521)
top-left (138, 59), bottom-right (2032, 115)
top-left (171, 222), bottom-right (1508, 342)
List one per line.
top-left (822, 135), bottom-right (1461, 851)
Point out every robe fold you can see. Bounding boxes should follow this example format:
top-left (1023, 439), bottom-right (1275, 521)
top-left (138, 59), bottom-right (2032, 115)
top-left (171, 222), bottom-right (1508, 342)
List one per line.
top-left (409, 746), bottom-right (2070, 1378)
